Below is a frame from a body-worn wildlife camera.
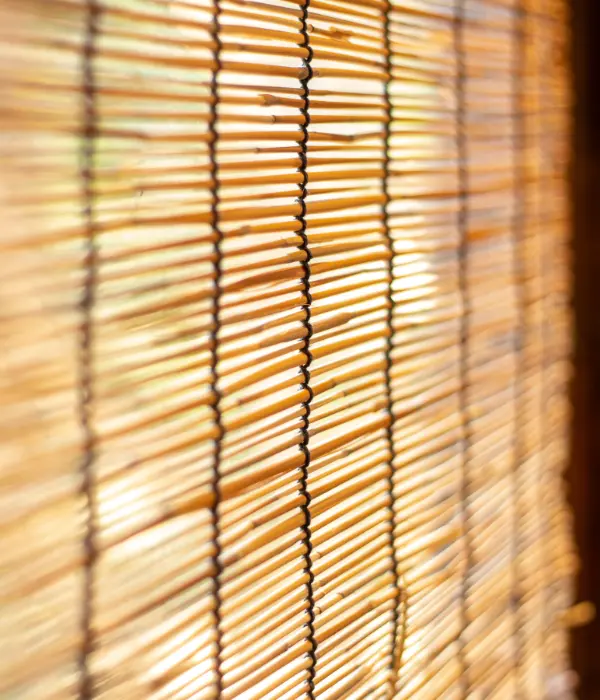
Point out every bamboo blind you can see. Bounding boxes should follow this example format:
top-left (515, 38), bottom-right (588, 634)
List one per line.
top-left (0, 0), bottom-right (576, 697)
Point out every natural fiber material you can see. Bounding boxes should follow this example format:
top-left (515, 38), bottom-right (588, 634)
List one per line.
top-left (0, 0), bottom-right (575, 698)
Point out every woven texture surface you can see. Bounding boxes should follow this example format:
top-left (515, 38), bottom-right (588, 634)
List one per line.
top-left (0, 0), bottom-right (575, 697)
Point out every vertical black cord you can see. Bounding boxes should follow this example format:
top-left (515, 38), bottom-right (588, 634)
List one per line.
top-left (296, 4), bottom-right (317, 698)
top-left (510, 1), bottom-right (526, 696)
top-left (381, 1), bottom-right (405, 694)
top-left (454, 0), bottom-right (472, 696)
top-left (207, 2), bottom-right (225, 696)
top-left (536, 0), bottom-right (550, 691)
top-left (78, 1), bottom-right (100, 698)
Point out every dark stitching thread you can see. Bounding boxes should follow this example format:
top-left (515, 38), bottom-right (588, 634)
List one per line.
top-left (454, 1), bottom-right (472, 696)
top-left (78, 1), bottom-right (100, 698)
top-left (207, 1), bottom-right (225, 696)
top-left (381, 0), bottom-right (405, 693)
top-left (395, 588), bottom-right (409, 695)
top-left (510, 1), bottom-right (526, 695)
top-left (296, 2), bottom-right (317, 696)
top-left (537, 0), bottom-right (550, 690)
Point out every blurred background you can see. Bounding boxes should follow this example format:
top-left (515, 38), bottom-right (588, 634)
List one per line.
top-left (570, 0), bottom-right (600, 696)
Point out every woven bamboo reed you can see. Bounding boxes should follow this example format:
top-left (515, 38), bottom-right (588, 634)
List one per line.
top-left (0, 0), bottom-right (575, 697)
